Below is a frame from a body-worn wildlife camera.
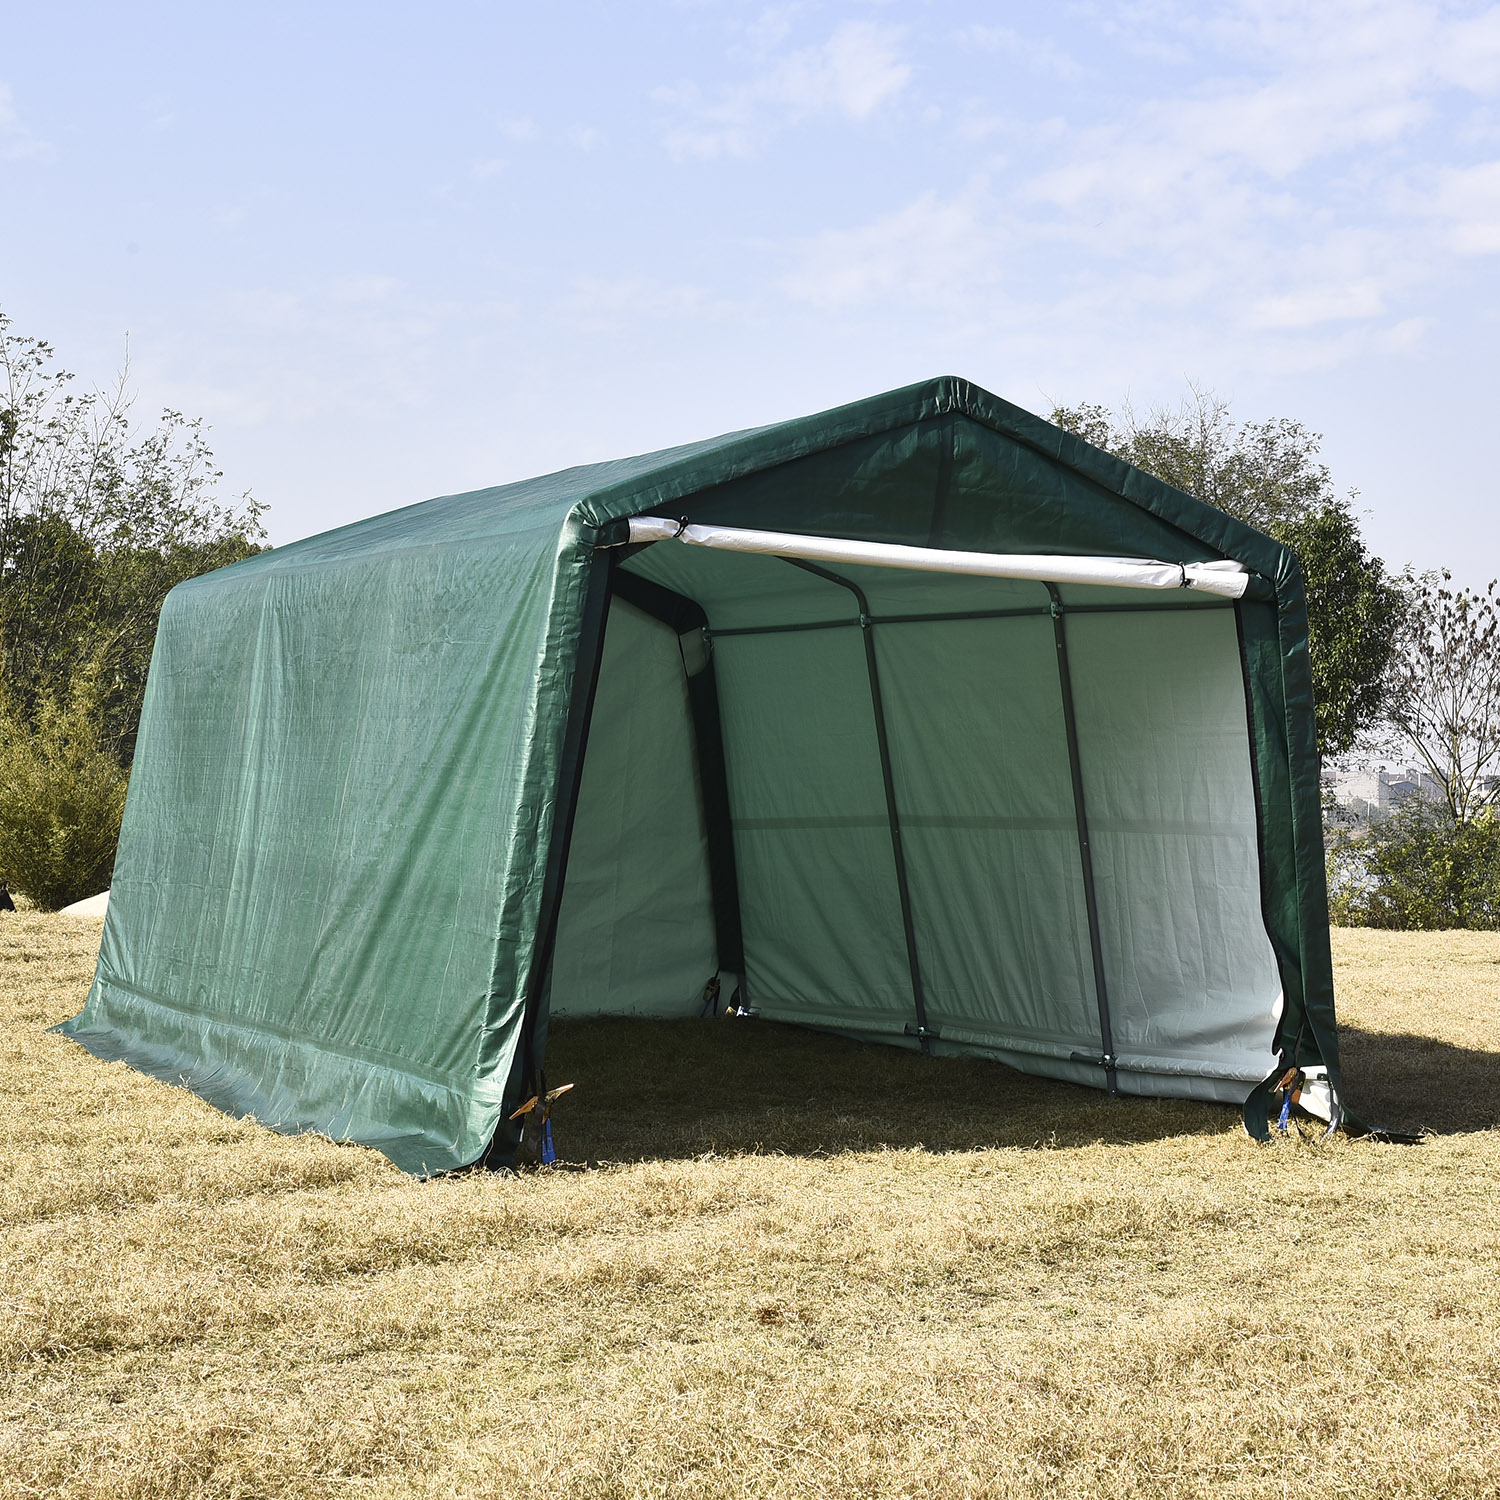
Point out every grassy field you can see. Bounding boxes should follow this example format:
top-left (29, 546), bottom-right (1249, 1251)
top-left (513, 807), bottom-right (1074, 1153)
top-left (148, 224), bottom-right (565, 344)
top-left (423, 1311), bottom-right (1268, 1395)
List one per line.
top-left (3, 915), bottom-right (1499, 1500)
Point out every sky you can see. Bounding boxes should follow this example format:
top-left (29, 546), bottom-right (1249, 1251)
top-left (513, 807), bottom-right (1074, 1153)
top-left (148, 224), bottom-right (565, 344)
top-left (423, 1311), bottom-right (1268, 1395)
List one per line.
top-left (2, 0), bottom-right (1498, 584)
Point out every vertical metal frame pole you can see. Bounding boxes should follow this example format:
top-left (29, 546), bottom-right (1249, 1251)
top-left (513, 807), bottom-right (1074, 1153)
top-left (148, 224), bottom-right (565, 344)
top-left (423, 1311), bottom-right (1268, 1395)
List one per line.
top-left (786, 558), bottom-right (933, 1053)
top-left (1047, 583), bottom-right (1118, 1095)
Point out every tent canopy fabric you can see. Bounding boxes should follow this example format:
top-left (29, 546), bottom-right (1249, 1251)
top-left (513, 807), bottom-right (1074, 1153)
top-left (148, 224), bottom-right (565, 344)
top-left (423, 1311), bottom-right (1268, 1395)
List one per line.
top-left (59, 377), bottom-right (1336, 1174)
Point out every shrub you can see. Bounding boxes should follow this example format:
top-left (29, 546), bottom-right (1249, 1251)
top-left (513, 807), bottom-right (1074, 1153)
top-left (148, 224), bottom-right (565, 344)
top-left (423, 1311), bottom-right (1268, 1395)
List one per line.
top-left (1328, 799), bottom-right (1500, 930)
top-left (0, 665), bottom-right (128, 910)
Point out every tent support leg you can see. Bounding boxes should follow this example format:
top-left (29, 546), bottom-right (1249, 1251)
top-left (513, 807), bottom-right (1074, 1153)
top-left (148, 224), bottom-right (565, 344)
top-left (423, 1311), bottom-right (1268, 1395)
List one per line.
top-left (785, 559), bottom-right (933, 1055)
top-left (1047, 585), bottom-right (1118, 1096)
top-left (684, 660), bottom-right (746, 981)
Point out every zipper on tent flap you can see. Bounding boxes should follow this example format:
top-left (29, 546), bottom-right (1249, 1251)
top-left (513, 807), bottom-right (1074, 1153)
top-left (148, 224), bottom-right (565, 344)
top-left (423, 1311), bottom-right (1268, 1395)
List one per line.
top-left (783, 557), bottom-right (933, 1057)
top-left (1048, 585), bottom-right (1119, 1099)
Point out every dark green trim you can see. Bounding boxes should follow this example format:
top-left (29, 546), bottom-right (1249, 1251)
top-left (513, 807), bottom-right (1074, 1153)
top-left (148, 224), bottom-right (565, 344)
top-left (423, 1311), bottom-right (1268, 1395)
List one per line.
top-left (926, 412), bottom-right (957, 546)
top-left (484, 545), bottom-right (616, 1168)
top-left (1236, 580), bottom-right (1339, 1095)
top-left (611, 566), bottom-right (707, 635)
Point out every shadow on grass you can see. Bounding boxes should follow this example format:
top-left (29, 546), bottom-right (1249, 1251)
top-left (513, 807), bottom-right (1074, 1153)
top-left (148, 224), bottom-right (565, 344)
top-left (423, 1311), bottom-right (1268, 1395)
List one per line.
top-left (542, 1017), bottom-right (1232, 1165)
top-left (1339, 1025), bottom-right (1500, 1138)
top-left (541, 1018), bottom-right (1500, 1164)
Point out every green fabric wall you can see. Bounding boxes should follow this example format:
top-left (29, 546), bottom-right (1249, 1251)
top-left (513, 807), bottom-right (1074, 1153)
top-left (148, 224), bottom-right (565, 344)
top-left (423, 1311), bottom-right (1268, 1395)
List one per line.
top-left (62, 518), bottom-right (580, 1173)
top-left (549, 599), bottom-right (716, 1018)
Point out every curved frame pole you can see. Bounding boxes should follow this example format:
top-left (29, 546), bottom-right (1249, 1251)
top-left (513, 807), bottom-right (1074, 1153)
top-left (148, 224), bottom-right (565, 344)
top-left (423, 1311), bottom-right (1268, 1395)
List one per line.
top-left (1047, 583), bottom-right (1119, 1096)
top-left (783, 558), bottom-right (933, 1055)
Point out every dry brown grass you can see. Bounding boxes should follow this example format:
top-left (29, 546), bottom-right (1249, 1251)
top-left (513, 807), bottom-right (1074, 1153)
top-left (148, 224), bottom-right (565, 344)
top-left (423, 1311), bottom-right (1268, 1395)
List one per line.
top-left (3, 913), bottom-right (1499, 1500)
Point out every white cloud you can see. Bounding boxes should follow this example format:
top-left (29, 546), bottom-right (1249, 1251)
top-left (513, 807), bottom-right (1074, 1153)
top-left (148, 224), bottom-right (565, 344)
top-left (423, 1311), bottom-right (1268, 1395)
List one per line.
top-left (1374, 314), bottom-right (1433, 350)
top-left (794, 20), bottom-right (910, 119)
top-left (776, 1), bottom-right (1500, 381)
top-left (1432, 159), bottom-right (1500, 252)
top-left (656, 20), bottom-right (910, 159)
top-left (1024, 0), bottom-right (1500, 194)
top-left (143, 94), bottom-right (176, 133)
top-left (960, 24), bottom-right (1086, 80)
top-left (0, 83), bottom-right (49, 162)
top-left (741, 6), bottom-right (800, 56)
top-left (488, 116), bottom-right (601, 155)
top-left (559, 276), bottom-right (742, 331)
top-left (329, 274), bottom-right (402, 304)
top-left (1246, 279), bottom-right (1386, 329)
top-left (200, 280), bottom-right (515, 433)
top-left (780, 188), bottom-right (1000, 309)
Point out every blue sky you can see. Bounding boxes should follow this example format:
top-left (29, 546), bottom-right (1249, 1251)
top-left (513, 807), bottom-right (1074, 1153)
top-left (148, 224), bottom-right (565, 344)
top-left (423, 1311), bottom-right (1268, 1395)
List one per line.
top-left (3, 1), bottom-right (1498, 583)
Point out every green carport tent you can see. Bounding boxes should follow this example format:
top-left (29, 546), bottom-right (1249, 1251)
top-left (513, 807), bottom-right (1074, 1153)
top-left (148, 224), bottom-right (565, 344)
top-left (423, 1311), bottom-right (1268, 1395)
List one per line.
top-left (60, 377), bottom-right (1339, 1173)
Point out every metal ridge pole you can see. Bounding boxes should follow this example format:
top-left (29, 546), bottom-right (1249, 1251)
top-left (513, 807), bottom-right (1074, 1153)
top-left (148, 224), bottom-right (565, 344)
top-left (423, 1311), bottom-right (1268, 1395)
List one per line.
top-left (785, 558), bottom-right (933, 1054)
top-left (1046, 583), bottom-right (1118, 1096)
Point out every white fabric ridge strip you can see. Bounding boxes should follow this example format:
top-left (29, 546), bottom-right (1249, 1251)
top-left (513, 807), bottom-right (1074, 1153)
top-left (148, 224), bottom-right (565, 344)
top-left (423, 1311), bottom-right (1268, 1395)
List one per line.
top-left (626, 516), bottom-right (1251, 600)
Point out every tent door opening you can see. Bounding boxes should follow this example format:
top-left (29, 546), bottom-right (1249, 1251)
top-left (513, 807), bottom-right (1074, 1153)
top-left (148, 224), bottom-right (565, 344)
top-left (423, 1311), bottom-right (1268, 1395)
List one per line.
top-left (541, 536), bottom-right (1283, 1116)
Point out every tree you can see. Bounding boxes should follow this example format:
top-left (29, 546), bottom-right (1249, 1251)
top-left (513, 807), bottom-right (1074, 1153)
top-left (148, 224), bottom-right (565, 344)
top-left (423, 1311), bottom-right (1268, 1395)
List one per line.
top-left (0, 663), bottom-right (128, 910)
top-left (0, 308), bottom-right (265, 760)
top-left (1050, 387), bottom-right (1403, 761)
top-left (1327, 798), bottom-right (1500, 929)
top-left (1383, 572), bottom-right (1500, 823)
top-left (1276, 502), bottom-right (1407, 766)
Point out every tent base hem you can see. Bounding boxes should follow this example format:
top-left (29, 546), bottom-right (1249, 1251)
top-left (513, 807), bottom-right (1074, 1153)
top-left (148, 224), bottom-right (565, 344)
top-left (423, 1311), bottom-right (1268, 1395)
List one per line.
top-left (55, 978), bottom-right (494, 1177)
top-left (752, 1007), bottom-right (1271, 1107)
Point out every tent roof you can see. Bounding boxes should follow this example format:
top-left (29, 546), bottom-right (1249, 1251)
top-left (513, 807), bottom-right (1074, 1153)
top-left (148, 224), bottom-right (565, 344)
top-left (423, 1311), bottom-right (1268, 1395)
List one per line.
top-left (194, 376), bottom-right (1293, 593)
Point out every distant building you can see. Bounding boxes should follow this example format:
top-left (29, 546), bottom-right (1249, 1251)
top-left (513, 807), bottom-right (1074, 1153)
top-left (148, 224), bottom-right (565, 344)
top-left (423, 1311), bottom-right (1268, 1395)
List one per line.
top-left (1324, 763), bottom-right (1447, 826)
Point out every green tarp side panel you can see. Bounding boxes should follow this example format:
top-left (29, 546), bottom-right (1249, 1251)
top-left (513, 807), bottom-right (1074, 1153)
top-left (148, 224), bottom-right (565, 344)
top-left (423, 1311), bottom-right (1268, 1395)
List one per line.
top-left (549, 599), bottom-right (716, 1018)
top-left (1065, 609), bottom-right (1282, 1079)
top-left (59, 375), bottom-right (1335, 1172)
top-left (718, 622), bottom-right (915, 1034)
top-left (63, 516), bottom-right (589, 1175)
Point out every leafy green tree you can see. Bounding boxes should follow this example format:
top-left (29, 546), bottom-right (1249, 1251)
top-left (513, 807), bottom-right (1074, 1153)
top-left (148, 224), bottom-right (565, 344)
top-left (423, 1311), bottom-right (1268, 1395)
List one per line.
top-left (1327, 799), bottom-right (1500, 929)
top-left (1051, 387), bottom-right (1403, 760)
top-left (1277, 502), bottom-right (1407, 766)
top-left (0, 662), bottom-right (128, 910)
top-left (0, 308), bottom-right (265, 760)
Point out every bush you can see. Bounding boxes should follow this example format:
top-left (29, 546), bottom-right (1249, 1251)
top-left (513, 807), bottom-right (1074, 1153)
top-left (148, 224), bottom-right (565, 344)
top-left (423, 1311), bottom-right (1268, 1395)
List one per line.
top-left (0, 665), bottom-right (128, 910)
top-left (1328, 799), bottom-right (1500, 929)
